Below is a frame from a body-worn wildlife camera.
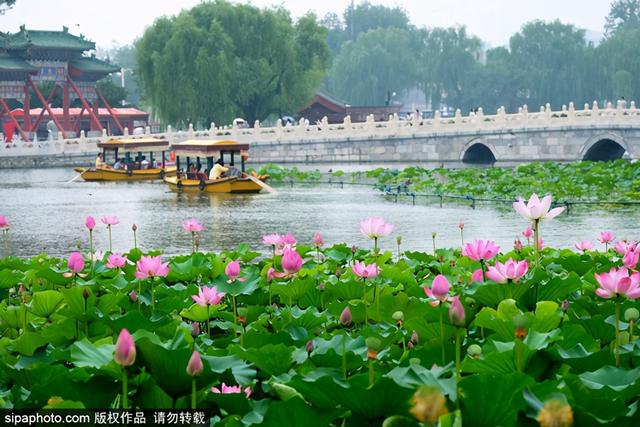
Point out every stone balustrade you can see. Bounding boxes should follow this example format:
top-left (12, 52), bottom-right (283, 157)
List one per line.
top-left (1, 100), bottom-right (639, 161)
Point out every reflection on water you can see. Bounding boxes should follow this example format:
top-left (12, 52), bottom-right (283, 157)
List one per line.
top-left (0, 167), bottom-right (638, 257)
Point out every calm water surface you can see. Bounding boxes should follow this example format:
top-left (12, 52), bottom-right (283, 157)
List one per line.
top-left (0, 167), bottom-right (637, 257)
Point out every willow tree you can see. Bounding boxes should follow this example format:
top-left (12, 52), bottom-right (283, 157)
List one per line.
top-left (136, 0), bottom-right (330, 126)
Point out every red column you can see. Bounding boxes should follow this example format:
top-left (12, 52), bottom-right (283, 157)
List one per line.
top-left (63, 83), bottom-right (70, 133)
top-left (91, 99), bottom-right (100, 131)
top-left (23, 82), bottom-right (31, 132)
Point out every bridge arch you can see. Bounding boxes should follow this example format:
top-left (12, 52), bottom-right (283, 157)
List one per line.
top-left (460, 140), bottom-right (498, 164)
top-left (581, 133), bottom-right (628, 161)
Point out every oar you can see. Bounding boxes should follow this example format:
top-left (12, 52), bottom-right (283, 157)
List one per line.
top-left (247, 174), bottom-right (277, 194)
top-left (67, 168), bottom-right (87, 183)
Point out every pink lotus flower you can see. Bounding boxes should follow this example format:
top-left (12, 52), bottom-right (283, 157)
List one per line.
top-left (575, 241), bottom-right (594, 252)
top-left (594, 267), bottom-right (640, 299)
top-left (267, 267), bottom-right (276, 282)
top-left (262, 233), bottom-right (281, 246)
top-left (67, 252), bottom-right (85, 273)
top-left (192, 286), bottom-right (225, 306)
top-left (313, 232), bottom-right (324, 248)
top-left (114, 329), bottom-right (136, 366)
top-left (134, 256), bottom-right (169, 279)
top-left (85, 216), bottom-right (96, 230)
top-left (623, 249), bottom-right (639, 270)
top-left (281, 232), bottom-right (297, 246)
top-left (471, 269), bottom-right (484, 283)
top-left (522, 227), bottom-right (533, 239)
top-left (100, 215), bottom-right (120, 226)
top-left (186, 351), bottom-right (203, 376)
top-left (360, 217), bottom-right (394, 239)
top-left (352, 261), bottom-right (380, 279)
top-left (486, 259), bottom-right (529, 283)
top-left (424, 275), bottom-right (451, 302)
top-left (0, 215), bottom-right (8, 229)
top-left (211, 383), bottom-right (251, 398)
top-left (537, 237), bottom-right (544, 250)
top-left (513, 194), bottom-right (565, 221)
top-left (462, 240), bottom-right (500, 261)
top-left (598, 231), bottom-right (614, 244)
top-left (129, 290), bottom-right (137, 302)
top-left (281, 247), bottom-right (303, 275)
top-left (615, 240), bottom-right (636, 255)
top-left (449, 296), bottom-right (465, 326)
top-left (182, 219), bottom-right (204, 232)
top-left (224, 261), bottom-right (240, 282)
top-left (106, 253), bottom-right (126, 269)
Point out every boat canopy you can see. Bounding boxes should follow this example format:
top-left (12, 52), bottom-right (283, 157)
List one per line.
top-left (170, 139), bottom-right (250, 158)
top-left (97, 137), bottom-right (170, 153)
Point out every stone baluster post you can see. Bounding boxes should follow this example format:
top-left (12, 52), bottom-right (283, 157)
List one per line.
top-left (124, 127), bottom-right (130, 137)
top-left (433, 110), bottom-right (441, 130)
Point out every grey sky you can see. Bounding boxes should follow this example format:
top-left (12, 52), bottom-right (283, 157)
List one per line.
top-left (0, 0), bottom-right (612, 48)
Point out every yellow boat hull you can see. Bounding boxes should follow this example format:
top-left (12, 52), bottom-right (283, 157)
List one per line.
top-left (164, 176), bottom-right (263, 193)
top-left (74, 166), bottom-right (177, 182)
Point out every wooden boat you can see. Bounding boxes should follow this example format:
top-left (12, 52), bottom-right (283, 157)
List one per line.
top-left (163, 139), bottom-right (268, 193)
top-left (74, 137), bottom-right (176, 182)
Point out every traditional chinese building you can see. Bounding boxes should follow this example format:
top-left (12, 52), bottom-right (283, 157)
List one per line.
top-left (298, 91), bottom-right (402, 124)
top-left (0, 25), bottom-right (125, 141)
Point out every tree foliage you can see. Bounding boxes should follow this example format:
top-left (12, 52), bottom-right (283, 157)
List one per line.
top-left (605, 0), bottom-right (640, 35)
top-left (97, 79), bottom-right (128, 107)
top-left (0, 0), bottom-right (16, 15)
top-left (136, 0), bottom-right (330, 126)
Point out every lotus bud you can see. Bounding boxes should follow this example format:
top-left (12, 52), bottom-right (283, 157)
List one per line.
top-left (18, 285), bottom-right (25, 295)
top-left (458, 222), bottom-right (464, 230)
top-left (237, 307), bottom-right (248, 324)
top-left (467, 344), bottom-right (482, 359)
top-left (410, 330), bottom-right (419, 344)
top-left (448, 296), bottom-right (465, 326)
top-left (306, 340), bottom-right (313, 355)
top-left (407, 341), bottom-right (414, 349)
top-left (431, 232), bottom-right (437, 239)
top-left (191, 322), bottom-right (200, 337)
top-left (114, 329), bottom-right (136, 367)
top-left (132, 224), bottom-right (137, 232)
top-left (536, 400), bottom-right (574, 427)
top-left (514, 239), bottom-right (523, 252)
top-left (129, 290), bottom-right (137, 302)
top-left (186, 351), bottom-right (203, 377)
top-left (561, 299), bottom-right (569, 312)
top-left (365, 337), bottom-right (382, 360)
top-left (85, 216), bottom-right (96, 230)
top-left (409, 385), bottom-right (448, 424)
top-left (625, 308), bottom-right (639, 322)
top-left (82, 287), bottom-right (90, 300)
top-left (396, 236), bottom-right (402, 245)
top-left (335, 267), bottom-right (342, 278)
top-left (318, 282), bottom-right (325, 291)
top-left (515, 326), bottom-right (528, 340)
top-left (351, 245), bottom-right (357, 254)
top-left (339, 307), bottom-right (352, 326)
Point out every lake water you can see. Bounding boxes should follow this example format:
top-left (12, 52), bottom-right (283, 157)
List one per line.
top-left (0, 167), bottom-right (637, 257)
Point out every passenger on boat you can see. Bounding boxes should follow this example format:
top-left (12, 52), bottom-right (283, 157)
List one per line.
top-left (195, 165), bottom-right (209, 181)
top-left (209, 158), bottom-right (229, 180)
top-left (113, 158), bottom-right (125, 170)
top-left (187, 164), bottom-right (198, 179)
top-left (95, 153), bottom-right (106, 168)
top-left (226, 162), bottom-right (241, 177)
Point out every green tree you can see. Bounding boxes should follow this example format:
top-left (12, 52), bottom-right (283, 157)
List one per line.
top-left (106, 45), bottom-right (141, 105)
top-left (97, 79), bottom-right (128, 107)
top-left (597, 26), bottom-right (640, 101)
top-left (136, 0), bottom-right (330, 126)
top-left (0, 0), bottom-right (16, 14)
top-left (416, 26), bottom-right (482, 112)
top-left (509, 20), bottom-right (587, 109)
top-left (326, 27), bottom-right (419, 106)
top-left (605, 0), bottom-right (640, 36)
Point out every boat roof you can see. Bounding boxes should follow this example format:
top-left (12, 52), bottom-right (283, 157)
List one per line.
top-left (97, 137), bottom-right (170, 153)
top-left (170, 139), bottom-right (250, 157)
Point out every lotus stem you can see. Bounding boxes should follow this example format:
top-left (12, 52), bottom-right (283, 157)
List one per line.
top-left (374, 237), bottom-right (378, 256)
top-left (455, 329), bottom-right (462, 408)
top-left (151, 279), bottom-right (156, 314)
top-left (342, 333), bottom-right (347, 380)
top-left (108, 225), bottom-right (113, 252)
top-left (3, 229), bottom-right (8, 256)
top-left (533, 219), bottom-right (540, 303)
top-left (439, 305), bottom-right (445, 365)
top-left (206, 304), bottom-right (211, 336)
top-left (432, 235), bottom-right (436, 255)
top-left (460, 229), bottom-right (464, 247)
top-left (83, 297), bottom-right (89, 338)
top-left (615, 300), bottom-right (621, 367)
top-left (232, 295), bottom-right (237, 326)
top-left (121, 367), bottom-right (128, 409)
top-left (368, 359), bottom-right (374, 386)
top-left (191, 232), bottom-right (196, 254)
top-left (191, 378), bottom-right (197, 409)
top-left (363, 283), bottom-right (369, 325)
top-left (374, 282), bottom-right (380, 322)
top-left (88, 229), bottom-right (94, 270)
top-left (133, 229), bottom-right (137, 249)
top-left (516, 342), bottom-right (523, 372)
top-left (630, 319), bottom-right (635, 343)
top-left (480, 259), bottom-right (487, 281)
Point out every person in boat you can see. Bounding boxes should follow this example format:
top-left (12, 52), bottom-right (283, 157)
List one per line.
top-left (95, 153), bottom-right (106, 168)
top-left (209, 158), bottom-right (229, 180)
top-left (187, 164), bottom-right (198, 179)
top-left (113, 158), bottom-right (124, 170)
top-left (226, 162), bottom-right (241, 177)
top-left (195, 165), bottom-right (209, 181)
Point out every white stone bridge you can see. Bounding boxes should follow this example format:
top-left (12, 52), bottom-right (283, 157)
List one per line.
top-left (2, 100), bottom-right (640, 167)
